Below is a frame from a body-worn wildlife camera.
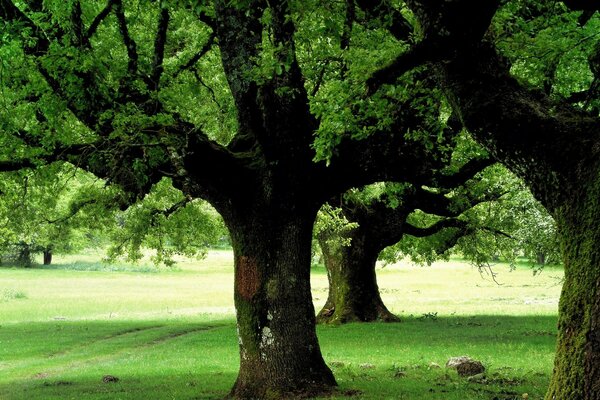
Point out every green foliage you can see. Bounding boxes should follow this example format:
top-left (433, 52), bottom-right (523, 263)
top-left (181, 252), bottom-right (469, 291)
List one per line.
top-left (493, 0), bottom-right (599, 107)
top-left (0, 163), bottom-right (116, 265)
top-left (106, 178), bottom-right (227, 266)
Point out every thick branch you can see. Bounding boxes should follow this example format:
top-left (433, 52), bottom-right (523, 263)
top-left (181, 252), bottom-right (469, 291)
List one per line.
top-left (150, 5), bottom-right (170, 92)
top-left (113, 0), bottom-right (138, 77)
top-left (366, 39), bottom-right (448, 94)
top-left (70, 1), bottom-right (90, 48)
top-left (434, 157), bottom-right (495, 189)
top-left (0, 160), bottom-right (35, 172)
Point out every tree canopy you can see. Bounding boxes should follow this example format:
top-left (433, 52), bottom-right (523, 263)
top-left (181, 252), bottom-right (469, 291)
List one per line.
top-left (1, 1), bottom-right (599, 399)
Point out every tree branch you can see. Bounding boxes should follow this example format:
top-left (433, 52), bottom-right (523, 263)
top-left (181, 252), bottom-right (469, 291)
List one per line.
top-left (404, 218), bottom-right (467, 238)
top-left (366, 38), bottom-right (449, 95)
top-left (87, 0), bottom-right (116, 41)
top-left (174, 32), bottom-right (216, 78)
top-left (434, 157), bottom-right (495, 189)
top-left (149, 5), bottom-right (170, 92)
top-left (0, 160), bottom-right (35, 172)
top-left (44, 198), bottom-right (99, 224)
top-left (113, 0), bottom-right (138, 77)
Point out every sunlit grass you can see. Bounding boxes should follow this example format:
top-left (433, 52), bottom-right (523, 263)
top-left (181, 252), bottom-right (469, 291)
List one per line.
top-left (0, 250), bottom-right (561, 399)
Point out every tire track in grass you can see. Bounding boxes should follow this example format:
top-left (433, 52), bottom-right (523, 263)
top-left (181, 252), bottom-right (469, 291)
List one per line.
top-left (46, 325), bottom-right (166, 358)
top-left (7, 324), bottom-right (224, 384)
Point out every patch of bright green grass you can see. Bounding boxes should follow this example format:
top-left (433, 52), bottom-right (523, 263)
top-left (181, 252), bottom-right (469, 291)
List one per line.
top-left (0, 251), bottom-right (561, 399)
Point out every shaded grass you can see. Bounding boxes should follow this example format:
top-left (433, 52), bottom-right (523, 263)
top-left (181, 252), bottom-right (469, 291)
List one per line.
top-left (0, 316), bottom-right (556, 399)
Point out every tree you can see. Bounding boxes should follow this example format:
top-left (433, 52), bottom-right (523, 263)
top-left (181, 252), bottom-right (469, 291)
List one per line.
top-left (363, 1), bottom-right (600, 398)
top-left (0, 163), bottom-right (115, 266)
top-left (314, 157), bottom-right (556, 324)
top-left (0, 1), bottom-right (463, 397)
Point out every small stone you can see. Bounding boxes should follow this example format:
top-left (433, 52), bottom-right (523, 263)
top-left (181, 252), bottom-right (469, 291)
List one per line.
top-left (522, 394), bottom-right (529, 399)
top-left (102, 375), bottom-right (119, 383)
top-left (359, 363), bottom-right (376, 369)
top-left (428, 362), bottom-right (441, 369)
top-left (446, 356), bottom-right (485, 377)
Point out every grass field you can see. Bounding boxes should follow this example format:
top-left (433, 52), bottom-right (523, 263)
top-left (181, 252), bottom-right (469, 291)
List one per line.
top-left (0, 250), bottom-right (563, 399)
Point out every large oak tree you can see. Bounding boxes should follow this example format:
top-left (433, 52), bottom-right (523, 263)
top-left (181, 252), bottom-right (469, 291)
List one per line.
top-left (0, 0), bottom-right (456, 397)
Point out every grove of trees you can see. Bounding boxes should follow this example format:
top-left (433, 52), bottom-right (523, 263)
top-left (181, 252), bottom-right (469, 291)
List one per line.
top-left (0, 1), bottom-right (598, 399)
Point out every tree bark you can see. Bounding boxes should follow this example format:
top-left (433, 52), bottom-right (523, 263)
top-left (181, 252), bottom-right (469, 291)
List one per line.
top-left (545, 175), bottom-right (600, 400)
top-left (225, 203), bottom-right (336, 399)
top-left (317, 229), bottom-right (399, 324)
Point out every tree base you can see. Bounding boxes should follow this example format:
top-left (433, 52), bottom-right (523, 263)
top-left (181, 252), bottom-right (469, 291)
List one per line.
top-left (317, 305), bottom-right (400, 324)
top-left (228, 373), bottom-right (337, 399)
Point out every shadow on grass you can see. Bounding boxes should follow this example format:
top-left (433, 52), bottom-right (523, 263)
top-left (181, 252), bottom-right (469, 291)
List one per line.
top-left (0, 315), bottom-right (557, 399)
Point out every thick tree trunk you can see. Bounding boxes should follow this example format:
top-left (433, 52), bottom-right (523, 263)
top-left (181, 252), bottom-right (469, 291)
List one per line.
top-left (226, 207), bottom-right (336, 399)
top-left (317, 232), bottom-right (399, 324)
top-left (546, 177), bottom-right (600, 400)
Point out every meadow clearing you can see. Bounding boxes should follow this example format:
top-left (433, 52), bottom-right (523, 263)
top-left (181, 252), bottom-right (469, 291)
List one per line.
top-left (0, 250), bottom-right (562, 399)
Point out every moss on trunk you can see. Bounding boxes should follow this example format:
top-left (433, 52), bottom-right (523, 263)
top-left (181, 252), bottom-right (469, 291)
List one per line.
top-left (546, 175), bottom-right (600, 400)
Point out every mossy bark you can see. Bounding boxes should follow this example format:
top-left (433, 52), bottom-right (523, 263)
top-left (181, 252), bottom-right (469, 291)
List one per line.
top-left (546, 176), bottom-right (600, 400)
top-left (317, 230), bottom-right (399, 324)
top-left (226, 206), bottom-right (336, 399)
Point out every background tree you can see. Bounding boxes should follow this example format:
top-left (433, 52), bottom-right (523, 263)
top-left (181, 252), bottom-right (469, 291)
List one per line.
top-left (0, 163), bottom-right (115, 265)
top-left (315, 150), bottom-right (558, 324)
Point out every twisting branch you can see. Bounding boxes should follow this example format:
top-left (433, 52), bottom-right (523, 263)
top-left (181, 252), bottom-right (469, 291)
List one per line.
top-left (113, 0), bottom-right (139, 77)
top-left (174, 32), bottom-right (216, 78)
top-left (44, 198), bottom-right (99, 224)
top-left (87, 0), bottom-right (116, 41)
top-left (366, 38), bottom-right (449, 94)
top-left (150, 4), bottom-right (170, 92)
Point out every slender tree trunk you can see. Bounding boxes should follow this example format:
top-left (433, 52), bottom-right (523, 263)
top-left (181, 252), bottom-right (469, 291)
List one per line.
top-left (546, 178), bottom-right (600, 400)
top-left (43, 248), bottom-right (52, 265)
top-left (226, 206), bottom-right (336, 399)
top-left (317, 231), bottom-right (399, 324)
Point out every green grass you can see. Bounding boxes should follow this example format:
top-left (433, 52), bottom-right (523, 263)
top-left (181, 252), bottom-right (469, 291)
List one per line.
top-left (0, 251), bottom-right (562, 399)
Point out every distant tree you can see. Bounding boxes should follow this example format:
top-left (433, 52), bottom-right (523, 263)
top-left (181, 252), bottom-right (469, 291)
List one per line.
top-left (313, 156), bottom-right (548, 324)
top-left (0, 164), bottom-right (115, 266)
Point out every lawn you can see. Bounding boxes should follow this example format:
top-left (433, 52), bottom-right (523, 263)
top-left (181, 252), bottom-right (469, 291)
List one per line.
top-left (0, 250), bottom-right (562, 399)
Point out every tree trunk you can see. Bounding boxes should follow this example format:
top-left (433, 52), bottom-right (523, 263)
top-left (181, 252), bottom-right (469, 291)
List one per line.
top-left (226, 207), bottom-right (336, 399)
top-left (43, 248), bottom-right (52, 265)
top-left (317, 230), bottom-right (399, 324)
top-left (17, 243), bottom-right (32, 267)
top-left (546, 178), bottom-right (600, 400)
